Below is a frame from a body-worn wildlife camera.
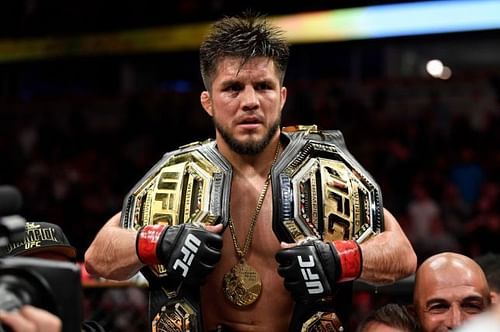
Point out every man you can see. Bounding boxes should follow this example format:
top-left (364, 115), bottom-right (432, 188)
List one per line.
top-left (413, 252), bottom-right (491, 332)
top-left (85, 12), bottom-right (416, 331)
top-left (357, 303), bottom-right (420, 332)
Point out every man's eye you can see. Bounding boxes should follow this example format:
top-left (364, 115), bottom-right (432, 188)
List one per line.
top-left (256, 83), bottom-right (270, 90)
top-left (427, 304), bottom-right (449, 314)
top-left (225, 84), bottom-right (241, 92)
top-left (462, 303), bottom-right (485, 314)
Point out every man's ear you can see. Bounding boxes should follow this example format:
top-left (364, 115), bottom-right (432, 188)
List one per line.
top-left (280, 86), bottom-right (287, 111)
top-left (490, 291), bottom-right (498, 305)
top-left (200, 91), bottom-right (213, 117)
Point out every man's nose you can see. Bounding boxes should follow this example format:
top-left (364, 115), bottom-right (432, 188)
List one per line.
top-left (241, 87), bottom-right (258, 110)
top-left (445, 305), bottom-right (464, 329)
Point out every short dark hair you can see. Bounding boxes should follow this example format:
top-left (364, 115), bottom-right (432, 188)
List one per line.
top-left (488, 270), bottom-right (500, 292)
top-left (357, 303), bottom-right (420, 332)
top-left (475, 252), bottom-right (500, 292)
top-left (199, 11), bottom-right (290, 90)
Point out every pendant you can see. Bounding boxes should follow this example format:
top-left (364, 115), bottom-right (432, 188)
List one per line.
top-left (223, 259), bottom-right (262, 307)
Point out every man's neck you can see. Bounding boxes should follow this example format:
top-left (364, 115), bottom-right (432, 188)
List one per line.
top-left (216, 137), bottom-right (281, 179)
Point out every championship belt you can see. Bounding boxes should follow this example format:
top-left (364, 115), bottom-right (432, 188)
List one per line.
top-left (271, 125), bottom-right (384, 332)
top-left (121, 139), bottom-right (231, 332)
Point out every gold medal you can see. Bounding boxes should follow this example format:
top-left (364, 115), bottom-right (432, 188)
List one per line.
top-left (223, 259), bottom-right (262, 307)
top-left (223, 142), bottom-right (281, 308)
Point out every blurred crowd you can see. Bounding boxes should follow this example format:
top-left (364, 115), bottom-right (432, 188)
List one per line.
top-left (2, 71), bottom-right (499, 262)
top-left (1, 62), bottom-right (499, 331)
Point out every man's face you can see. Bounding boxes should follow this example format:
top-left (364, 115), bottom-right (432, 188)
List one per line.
top-left (415, 265), bottom-right (489, 332)
top-left (200, 56), bottom-right (286, 155)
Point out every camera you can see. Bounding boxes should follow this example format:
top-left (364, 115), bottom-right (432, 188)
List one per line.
top-left (0, 256), bottom-right (83, 332)
top-left (0, 186), bottom-right (83, 332)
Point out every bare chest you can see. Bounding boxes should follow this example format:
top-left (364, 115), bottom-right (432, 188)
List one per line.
top-left (200, 178), bottom-right (293, 331)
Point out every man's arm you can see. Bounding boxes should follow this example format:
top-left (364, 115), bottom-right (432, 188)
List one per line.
top-left (276, 208), bottom-right (417, 301)
top-left (84, 212), bottom-right (224, 281)
top-left (359, 208), bottom-right (417, 284)
top-left (84, 212), bottom-right (142, 280)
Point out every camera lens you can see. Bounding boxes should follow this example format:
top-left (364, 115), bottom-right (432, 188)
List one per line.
top-left (0, 270), bottom-right (56, 313)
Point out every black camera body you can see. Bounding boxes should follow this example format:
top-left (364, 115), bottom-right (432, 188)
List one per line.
top-left (0, 256), bottom-right (83, 332)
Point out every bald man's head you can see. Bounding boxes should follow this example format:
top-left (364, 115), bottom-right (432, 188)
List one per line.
top-left (413, 252), bottom-right (491, 332)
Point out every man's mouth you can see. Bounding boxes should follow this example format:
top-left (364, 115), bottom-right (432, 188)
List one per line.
top-left (238, 116), bottom-right (261, 126)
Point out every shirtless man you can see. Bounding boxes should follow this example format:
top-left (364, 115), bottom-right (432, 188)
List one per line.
top-left (84, 12), bottom-right (417, 331)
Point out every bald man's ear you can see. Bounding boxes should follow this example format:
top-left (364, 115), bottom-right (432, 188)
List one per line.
top-left (200, 91), bottom-right (213, 117)
top-left (490, 291), bottom-right (498, 305)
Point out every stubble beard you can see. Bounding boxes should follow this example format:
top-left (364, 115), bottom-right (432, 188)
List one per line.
top-left (213, 117), bottom-right (281, 155)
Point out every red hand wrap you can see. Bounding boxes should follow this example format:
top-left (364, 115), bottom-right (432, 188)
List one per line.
top-left (333, 240), bottom-right (362, 282)
top-left (136, 224), bottom-right (166, 265)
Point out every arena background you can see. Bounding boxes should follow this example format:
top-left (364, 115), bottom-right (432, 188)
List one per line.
top-left (1, 1), bottom-right (499, 330)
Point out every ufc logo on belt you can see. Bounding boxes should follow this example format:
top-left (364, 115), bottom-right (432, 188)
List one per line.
top-left (298, 255), bottom-right (324, 294)
top-left (173, 234), bottom-right (201, 277)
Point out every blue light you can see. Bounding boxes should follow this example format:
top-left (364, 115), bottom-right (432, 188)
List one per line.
top-left (361, 0), bottom-right (500, 38)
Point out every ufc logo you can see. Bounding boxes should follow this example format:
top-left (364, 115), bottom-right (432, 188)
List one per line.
top-left (298, 255), bottom-right (324, 294)
top-left (25, 241), bottom-right (41, 249)
top-left (173, 234), bottom-right (201, 277)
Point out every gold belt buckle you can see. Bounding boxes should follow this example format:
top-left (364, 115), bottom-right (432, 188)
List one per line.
top-left (302, 312), bottom-right (344, 332)
top-left (273, 126), bottom-right (383, 246)
top-left (121, 139), bottom-right (232, 331)
top-left (152, 302), bottom-right (197, 332)
top-left (121, 139), bottom-right (231, 277)
top-left (272, 126), bottom-right (384, 332)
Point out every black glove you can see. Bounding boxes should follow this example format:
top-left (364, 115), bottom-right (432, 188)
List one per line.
top-left (276, 239), bottom-right (362, 302)
top-left (136, 223), bottom-right (222, 284)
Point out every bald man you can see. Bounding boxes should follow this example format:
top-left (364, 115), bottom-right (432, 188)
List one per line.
top-left (413, 252), bottom-right (492, 332)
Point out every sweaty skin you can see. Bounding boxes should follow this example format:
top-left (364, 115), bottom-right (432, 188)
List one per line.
top-left (413, 252), bottom-right (491, 332)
